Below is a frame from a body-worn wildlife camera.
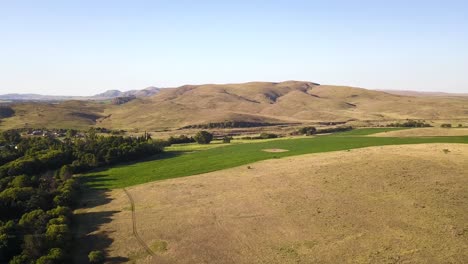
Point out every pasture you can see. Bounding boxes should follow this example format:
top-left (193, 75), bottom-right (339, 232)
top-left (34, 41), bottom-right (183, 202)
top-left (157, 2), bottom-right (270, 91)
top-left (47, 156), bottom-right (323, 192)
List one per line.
top-left (83, 129), bottom-right (468, 189)
top-left (76, 143), bottom-right (468, 263)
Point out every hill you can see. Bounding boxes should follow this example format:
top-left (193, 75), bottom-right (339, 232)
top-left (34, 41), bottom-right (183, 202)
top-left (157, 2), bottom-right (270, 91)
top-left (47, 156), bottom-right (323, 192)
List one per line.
top-left (97, 81), bottom-right (468, 130)
top-left (0, 87), bottom-right (160, 102)
top-left (381, 90), bottom-right (468, 97)
top-left (1, 81), bottom-right (467, 131)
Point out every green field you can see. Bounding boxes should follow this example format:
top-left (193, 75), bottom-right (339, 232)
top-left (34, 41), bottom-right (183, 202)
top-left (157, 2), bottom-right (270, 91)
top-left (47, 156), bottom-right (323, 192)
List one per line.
top-left (83, 130), bottom-right (468, 189)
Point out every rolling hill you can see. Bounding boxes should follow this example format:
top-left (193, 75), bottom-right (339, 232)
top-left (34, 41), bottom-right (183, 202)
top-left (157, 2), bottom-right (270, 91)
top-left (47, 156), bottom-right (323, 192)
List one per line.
top-left (0, 87), bottom-right (160, 101)
top-left (1, 81), bottom-right (467, 131)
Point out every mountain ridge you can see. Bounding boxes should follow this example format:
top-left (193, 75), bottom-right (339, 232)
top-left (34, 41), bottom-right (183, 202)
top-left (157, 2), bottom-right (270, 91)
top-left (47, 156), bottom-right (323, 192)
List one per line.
top-left (0, 87), bottom-right (160, 101)
top-left (1, 81), bottom-right (467, 131)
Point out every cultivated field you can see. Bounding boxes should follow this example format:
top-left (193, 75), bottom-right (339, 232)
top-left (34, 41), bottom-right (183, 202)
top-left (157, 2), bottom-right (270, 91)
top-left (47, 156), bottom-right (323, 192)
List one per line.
top-left (75, 143), bottom-right (468, 263)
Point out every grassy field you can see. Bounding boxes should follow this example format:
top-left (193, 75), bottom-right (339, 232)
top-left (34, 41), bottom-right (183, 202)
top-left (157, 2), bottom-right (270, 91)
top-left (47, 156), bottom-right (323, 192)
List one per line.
top-left (83, 131), bottom-right (468, 189)
top-left (76, 143), bottom-right (468, 263)
top-left (330, 127), bottom-right (408, 136)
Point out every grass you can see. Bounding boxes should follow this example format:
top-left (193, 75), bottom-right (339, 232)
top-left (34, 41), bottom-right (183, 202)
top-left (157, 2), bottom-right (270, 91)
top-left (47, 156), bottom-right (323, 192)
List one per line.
top-left (83, 134), bottom-right (468, 189)
top-left (330, 127), bottom-right (409, 136)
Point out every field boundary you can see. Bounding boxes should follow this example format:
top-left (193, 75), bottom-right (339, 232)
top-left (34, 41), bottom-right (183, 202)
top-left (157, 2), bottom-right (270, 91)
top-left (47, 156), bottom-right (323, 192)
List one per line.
top-left (123, 188), bottom-right (155, 257)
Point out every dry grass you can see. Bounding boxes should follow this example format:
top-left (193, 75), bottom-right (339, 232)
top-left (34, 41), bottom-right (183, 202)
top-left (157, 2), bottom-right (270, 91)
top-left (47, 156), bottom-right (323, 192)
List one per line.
top-left (75, 144), bottom-right (468, 263)
top-left (0, 100), bottom-right (108, 130)
top-left (372, 127), bottom-right (468, 137)
top-left (262, 148), bottom-right (289, 152)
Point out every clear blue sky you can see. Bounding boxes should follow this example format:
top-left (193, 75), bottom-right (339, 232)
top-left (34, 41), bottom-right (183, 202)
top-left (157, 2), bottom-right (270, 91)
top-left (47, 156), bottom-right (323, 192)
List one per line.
top-left (1, 0), bottom-right (467, 95)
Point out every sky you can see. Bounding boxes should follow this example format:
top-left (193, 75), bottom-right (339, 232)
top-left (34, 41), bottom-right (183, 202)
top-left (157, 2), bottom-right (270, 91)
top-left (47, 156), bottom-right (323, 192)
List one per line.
top-left (0, 0), bottom-right (467, 96)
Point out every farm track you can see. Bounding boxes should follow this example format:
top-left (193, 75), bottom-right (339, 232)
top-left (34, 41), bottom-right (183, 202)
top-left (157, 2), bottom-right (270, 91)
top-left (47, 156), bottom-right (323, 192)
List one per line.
top-left (123, 188), bottom-right (155, 257)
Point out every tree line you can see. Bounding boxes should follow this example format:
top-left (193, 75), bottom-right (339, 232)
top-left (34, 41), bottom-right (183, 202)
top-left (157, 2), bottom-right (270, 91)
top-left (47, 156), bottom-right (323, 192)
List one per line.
top-left (0, 129), bottom-right (164, 264)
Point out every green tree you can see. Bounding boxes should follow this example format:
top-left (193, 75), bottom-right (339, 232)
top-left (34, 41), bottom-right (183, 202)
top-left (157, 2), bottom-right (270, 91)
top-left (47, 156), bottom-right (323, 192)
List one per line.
top-left (0, 131), bottom-right (21, 144)
top-left (45, 224), bottom-right (71, 248)
top-left (0, 221), bottom-right (21, 263)
top-left (19, 209), bottom-right (49, 234)
top-left (9, 175), bottom-right (31, 188)
top-left (35, 248), bottom-right (64, 264)
top-left (8, 254), bottom-right (29, 264)
top-left (66, 129), bottom-right (77, 139)
top-left (59, 165), bottom-right (73, 180)
top-left (88, 250), bottom-right (105, 264)
top-left (194, 131), bottom-right (213, 144)
top-left (47, 206), bottom-right (71, 219)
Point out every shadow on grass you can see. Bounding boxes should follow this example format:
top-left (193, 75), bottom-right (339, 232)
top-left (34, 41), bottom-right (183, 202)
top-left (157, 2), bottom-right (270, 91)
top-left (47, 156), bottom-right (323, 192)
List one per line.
top-left (83, 151), bottom-right (184, 175)
top-left (72, 151), bottom-right (184, 263)
top-left (72, 176), bottom-right (129, 263)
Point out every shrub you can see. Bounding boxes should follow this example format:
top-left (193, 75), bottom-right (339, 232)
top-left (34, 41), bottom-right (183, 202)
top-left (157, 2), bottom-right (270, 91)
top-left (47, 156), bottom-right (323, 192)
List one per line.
top-left (88, 250), bottom-right (105, 264)
top-left (441, 123), bottom-right (452, 128)
top-left (194, 131), bottom-right (213, 144)
top-left (259, 133), bottom-right (278, 139)
top-left (167, 135), bottom-right (195, 145)
top-left (222, 136), bottom-right (232, 143)
top-left (298, 127), bottom-right (317, 135)
top-left (316, 126), bottom-right (353, 134)
top-left (386, 120), bottom-right (431, 128)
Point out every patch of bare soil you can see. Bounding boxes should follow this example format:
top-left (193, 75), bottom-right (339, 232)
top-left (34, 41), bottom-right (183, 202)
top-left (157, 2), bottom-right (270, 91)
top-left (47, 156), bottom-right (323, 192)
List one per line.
top-left (372, 127), bottom-right (468, 137)
top-left (77, 144), bottom-right (468, 264)
top-left (262, 148), bottom-right (289, 153)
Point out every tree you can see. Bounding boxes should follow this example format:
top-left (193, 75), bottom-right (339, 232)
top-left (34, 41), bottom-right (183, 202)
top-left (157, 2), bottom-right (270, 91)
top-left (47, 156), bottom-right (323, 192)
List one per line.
top-left (9, 175), bottom-right (31, 188)
top-left (58, 165), bottom-right (73, 180)
top-left (35, 248), bottom-right (64, 264)
top-left (19, 209), bottom-right (48, 234)
top-left (45, 224), bottom-right (71, 248)
top-left (88, 250), bottom-right (105, 264)
top-left (0, 221), bottom-right (21, 262)
top-left (8, 254), bottom-right (29, 264)
top-left (194, 131), bottom-right (213, 144)
top-left (0, 131), bottom-right (21, 144)
top-left (66, 129), bottom-right (77, 139)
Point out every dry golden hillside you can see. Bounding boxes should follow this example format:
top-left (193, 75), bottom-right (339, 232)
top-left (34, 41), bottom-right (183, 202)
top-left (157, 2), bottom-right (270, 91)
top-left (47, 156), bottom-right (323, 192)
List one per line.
top-left (0, 100), bottom-right (108, 130)
top-left (1, 81), bottom-right (468, 130)
top-left (97, 81), bottom-right (468, 130)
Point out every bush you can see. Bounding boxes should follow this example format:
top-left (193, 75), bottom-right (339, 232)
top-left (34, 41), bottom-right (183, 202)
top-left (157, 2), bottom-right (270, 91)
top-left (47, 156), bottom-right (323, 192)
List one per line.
top-left (167, 135), bottom-right (195, 145)
top-left (88, 250), bottom-right (105, 264)
top-left (386, 120), bottom-right (431, 128)
top-left (259, 133), bottom-right (278, 139)
top-left (222, 136), bottom-right (232, 143)
top-left (316, 126), bottom-right (353, 134)
top-left (441, 123), bottom-right (452, 128)
top-left (194, 131), bottom-right (213, 144)
top-left (298, 127), bottom-right (317, 135)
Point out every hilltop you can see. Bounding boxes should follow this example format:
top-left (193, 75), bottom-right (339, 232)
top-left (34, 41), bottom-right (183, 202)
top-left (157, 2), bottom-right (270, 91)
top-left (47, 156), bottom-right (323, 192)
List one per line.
top-left (1, 81), bottom-right (467, 131)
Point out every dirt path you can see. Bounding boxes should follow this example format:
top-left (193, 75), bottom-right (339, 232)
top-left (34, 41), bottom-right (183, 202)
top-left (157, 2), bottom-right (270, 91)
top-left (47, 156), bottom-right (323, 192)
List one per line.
top-left (123, 188), bottom-right (155, 257)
